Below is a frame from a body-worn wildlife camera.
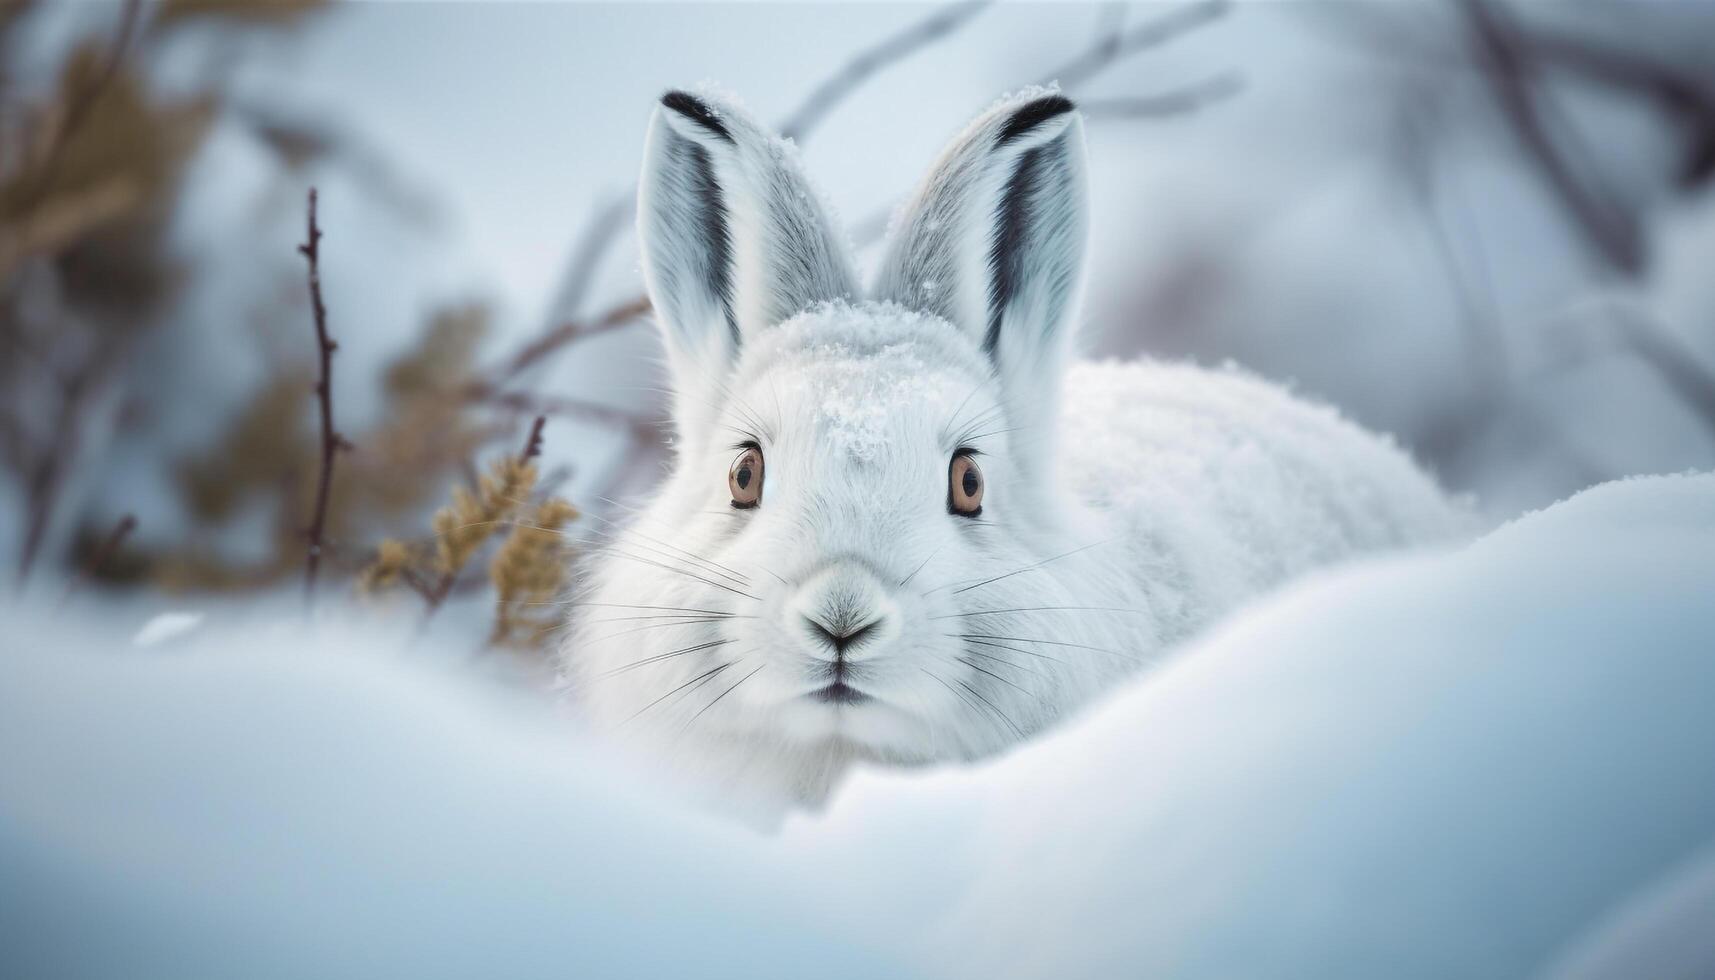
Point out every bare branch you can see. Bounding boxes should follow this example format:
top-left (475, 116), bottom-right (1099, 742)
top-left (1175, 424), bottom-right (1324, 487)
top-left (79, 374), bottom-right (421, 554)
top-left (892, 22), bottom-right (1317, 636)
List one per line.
top-left (479, 391), bottom-right (658, 439)
top-left (474, 293), bottom-right (653, 395)
top-left (1036, 0), bottom-right (1230, 90)
top-left (519, 414), bottom-right (546, 462)
top-left (1080, 73), bottom-right (1244, 119)
top-left (298, 187), bottom-right (348, 606)
top-left (14, 340), bottom-right (124, 586)
top-left (1614, 310), bottom-right (1715, 429)
top-left (20, 0), bottom-right (141, 207)
top-left (542, 193), bottom-right (634, 323)
top-left (1515, 27), bottom-right (1715, 189)
top-left (778, 1), bottom-right (992, 141)
top-left (1455, 0), bottom-right (1642, 274)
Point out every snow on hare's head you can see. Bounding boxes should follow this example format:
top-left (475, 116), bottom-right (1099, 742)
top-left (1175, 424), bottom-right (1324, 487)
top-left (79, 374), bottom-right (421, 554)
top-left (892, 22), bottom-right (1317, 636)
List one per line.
top-left (566, 89), bottom-right (1127, 778)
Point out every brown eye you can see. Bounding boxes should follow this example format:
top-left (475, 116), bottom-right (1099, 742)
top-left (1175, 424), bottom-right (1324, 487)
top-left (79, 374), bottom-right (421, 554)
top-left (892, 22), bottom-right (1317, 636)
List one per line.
top-left (948, 452), bottom-right (983, 516)
top-left (729, 445), bottom-right (764, 509)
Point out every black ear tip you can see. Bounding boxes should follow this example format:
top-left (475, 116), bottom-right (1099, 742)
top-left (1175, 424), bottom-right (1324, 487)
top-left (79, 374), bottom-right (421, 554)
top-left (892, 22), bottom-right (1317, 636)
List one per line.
top-left (997, 95), bottom-right (1077, 146)
top-left (660, 90), bottom-right (735, 144)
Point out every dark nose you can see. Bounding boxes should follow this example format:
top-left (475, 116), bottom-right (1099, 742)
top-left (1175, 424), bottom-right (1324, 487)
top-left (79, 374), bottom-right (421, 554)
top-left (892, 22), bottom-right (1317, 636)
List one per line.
top-left (803, 615), bottom-right (881, 657)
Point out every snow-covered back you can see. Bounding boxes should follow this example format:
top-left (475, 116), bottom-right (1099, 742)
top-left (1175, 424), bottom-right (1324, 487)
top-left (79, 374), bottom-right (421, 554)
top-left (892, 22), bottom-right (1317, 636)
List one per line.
top-left (3, 472), bottom-right (1712, 979)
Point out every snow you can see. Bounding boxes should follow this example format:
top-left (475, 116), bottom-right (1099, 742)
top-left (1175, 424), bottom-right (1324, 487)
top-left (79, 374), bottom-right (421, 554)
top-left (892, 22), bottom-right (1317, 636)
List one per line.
top-left (4, 472), bottom-right (1714, 978)
top-left (131, 611), bottom-right (206, 648)
top-left (0, 615), bottom-right (915, 980)
top-left (810, 470), bottom-right (1715, 979)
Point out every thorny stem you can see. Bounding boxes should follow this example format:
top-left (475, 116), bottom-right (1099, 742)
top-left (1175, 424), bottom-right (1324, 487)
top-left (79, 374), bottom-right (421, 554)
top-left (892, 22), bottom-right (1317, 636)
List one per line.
top-left (299, 187), bottom-right (348, 607)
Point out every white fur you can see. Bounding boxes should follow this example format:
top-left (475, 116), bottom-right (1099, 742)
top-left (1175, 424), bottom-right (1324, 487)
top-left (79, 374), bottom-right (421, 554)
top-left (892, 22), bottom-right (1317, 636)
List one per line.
top-left (560, 90), bottom-right (1469, 810)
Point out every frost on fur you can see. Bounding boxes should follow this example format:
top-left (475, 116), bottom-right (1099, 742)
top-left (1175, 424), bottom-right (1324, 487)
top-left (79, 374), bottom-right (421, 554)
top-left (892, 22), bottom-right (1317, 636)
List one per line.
top-left (568, 89), bottom-right (1468, 813)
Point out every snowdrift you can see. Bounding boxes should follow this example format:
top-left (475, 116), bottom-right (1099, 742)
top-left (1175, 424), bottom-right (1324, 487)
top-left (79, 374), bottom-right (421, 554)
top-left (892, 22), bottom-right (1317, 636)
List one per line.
top-left (3, 473), bottom-right (1712, 979)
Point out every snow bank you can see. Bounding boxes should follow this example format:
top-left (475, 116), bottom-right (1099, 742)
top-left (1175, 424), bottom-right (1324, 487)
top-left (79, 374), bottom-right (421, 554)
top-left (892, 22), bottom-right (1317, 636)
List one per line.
top-left (3, 474), bottom-right (1713, 979)
top-left (0, 618), bottom-right (914, 980)
top-left (803, 472), bottom-right (1715, 979)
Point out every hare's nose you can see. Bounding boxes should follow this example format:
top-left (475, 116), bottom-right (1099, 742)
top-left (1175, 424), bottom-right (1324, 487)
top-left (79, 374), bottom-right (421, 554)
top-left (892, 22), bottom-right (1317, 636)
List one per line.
top-left (789, 560), bottom-right (899, 663)
top-left (802, 614), bottom-right (882, 657)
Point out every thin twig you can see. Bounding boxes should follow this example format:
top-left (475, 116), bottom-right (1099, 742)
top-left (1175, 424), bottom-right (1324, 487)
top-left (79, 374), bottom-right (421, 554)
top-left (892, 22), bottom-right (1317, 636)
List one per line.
top-left (58, 512), bottom-right (135, 605)
top-left (1516, 28), bottom-right (1715, 189)
top-left (542, 193), bottom-right (633, 322)
top-left (778, 1), bottom-right (993, 141)
top-left (15, 346), bottom-right (120, 585)
top-left (1456, 0), bottom-right (1641, 274)
top-left (1613, 309), bottom-right (1715, 429)
top-left (476, 294), bottom-right (652, 393)
top-left (520, 414), bottom-right (546, 461)
top-left (20, 0), bottom-right (141, 209)
top-left (1080, 73), bottom-right (1244, 119)
top-left (1036, 0), bottom-right (1230, 89)
top-left (298, 187), bottom-right (348, 606)
top-left (10, 0), bottom-right (141, 587)
top-left (478, 391), bottom-right (656, 433)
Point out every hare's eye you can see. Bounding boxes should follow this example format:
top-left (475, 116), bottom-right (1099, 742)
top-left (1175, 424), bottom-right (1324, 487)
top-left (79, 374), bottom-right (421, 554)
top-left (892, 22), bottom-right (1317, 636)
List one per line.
top-left (729, 445), bottom-right (764, 509)
top-left (948, 452), bottom-right (983, 517)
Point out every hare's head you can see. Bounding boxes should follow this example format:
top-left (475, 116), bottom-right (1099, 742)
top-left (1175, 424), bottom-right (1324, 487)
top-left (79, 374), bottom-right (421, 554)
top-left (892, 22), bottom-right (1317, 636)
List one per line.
top-left (571, 89), bottom-right (1124, 767)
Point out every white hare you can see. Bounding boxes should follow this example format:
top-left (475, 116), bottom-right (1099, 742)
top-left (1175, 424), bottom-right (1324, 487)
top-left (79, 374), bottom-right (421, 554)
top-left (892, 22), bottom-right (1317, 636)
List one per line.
top-left (561, 89), bottom-right (1465, 808)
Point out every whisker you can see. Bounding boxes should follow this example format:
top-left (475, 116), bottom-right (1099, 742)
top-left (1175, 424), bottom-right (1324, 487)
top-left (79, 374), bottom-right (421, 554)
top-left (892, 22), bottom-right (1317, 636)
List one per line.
top-left (898, 547), bottom-right (941, 589)
top-left (426, 516), bottom-right (573, 539)
top-left (598, 550), bottom-right (763, 602)
top-left (588, 618), bottom-right (731, 644)
top-left (956, 632), bottom-right (1132, 660)
top-left (949, 401), bottom-right (1007, 447)
top-left (620, 661), bottom-right (736, 727)
top-left (919, 667), bottom-right (994, 732)
top-left (584, 612), bottom-right (745, 625)
top-left (931, 605), bottom-right (1148, 620)
top-left (596, 638), bottom-right (735, 679)
top-left (941, 385), bottom-right (985, 443)
top-left (959, 647), bottom-right (1041, 676)
top-left (958, 657), bottom-right (1047, 702)
top-left (606, 536), bottom-right (753, 590)
top-left (961, 425), bottom-right (1027, 442)
top-left (711, 376), bottom-right (775, 443)
top-left (585, 513), bottom-right (755, 583)
top-left (952, 635), bottom-right (1067, 664)
top-left (577, 602), bottom-right (744, 616)
top-left (685, 663), bottom-right (766, 727)
top-left (586, 505), bottom-right (786, 586)
top-left (932, 541), bottom-right (1107, 596)
top-left (954, 676), bottom-right (1026, 738)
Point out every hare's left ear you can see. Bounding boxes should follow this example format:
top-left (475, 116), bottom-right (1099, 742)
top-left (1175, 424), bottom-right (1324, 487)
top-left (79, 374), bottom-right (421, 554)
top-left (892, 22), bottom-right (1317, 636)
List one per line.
top-left (875, 94), bottom-right (1087, 430)
top-left (638, 90), bottom-right (856, 443)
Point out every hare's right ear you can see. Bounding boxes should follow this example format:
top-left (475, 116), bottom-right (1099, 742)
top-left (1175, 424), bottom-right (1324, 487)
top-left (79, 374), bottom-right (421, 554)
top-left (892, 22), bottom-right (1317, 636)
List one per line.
top-left (874, 93), bottom-right (1087, 459)
top-left (637, 91), bottom-right (856, 439)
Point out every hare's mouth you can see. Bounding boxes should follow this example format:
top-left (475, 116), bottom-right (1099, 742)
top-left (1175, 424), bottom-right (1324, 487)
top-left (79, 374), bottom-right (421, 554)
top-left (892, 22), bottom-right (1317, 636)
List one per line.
top-left (808, 681), bottom-right (871, 706)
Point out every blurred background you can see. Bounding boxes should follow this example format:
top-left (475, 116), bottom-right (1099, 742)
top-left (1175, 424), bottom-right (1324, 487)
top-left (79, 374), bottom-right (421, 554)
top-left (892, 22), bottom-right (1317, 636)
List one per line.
top-left (4, 0), bottom-right (1712, 654)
